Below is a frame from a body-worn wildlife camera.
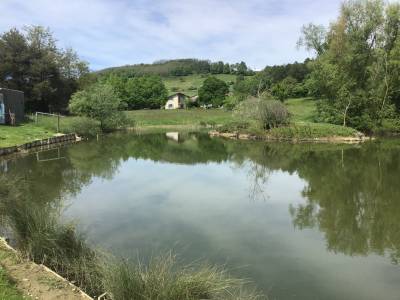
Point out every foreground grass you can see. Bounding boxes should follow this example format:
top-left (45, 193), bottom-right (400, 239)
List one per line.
top-left (105, 254), bottom-right (262, 300)
top-left (0, 266), bottom-right (26, 300)
top-left (0, 123), bottom-right (55, 148)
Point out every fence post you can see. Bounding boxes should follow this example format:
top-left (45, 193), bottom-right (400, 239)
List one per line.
top-left (35, 112), bottom-right (38, 123)
top-left (57, 114), bottom-right (60, 133)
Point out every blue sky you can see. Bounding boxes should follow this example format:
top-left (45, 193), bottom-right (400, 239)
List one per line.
top-left (0, 0), bottom-right (343, 70)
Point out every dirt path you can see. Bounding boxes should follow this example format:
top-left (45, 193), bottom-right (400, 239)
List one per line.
top-left (0, 238), bottom-right (92, 300)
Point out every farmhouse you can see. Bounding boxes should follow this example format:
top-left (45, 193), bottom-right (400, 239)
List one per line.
top-left (165, 93), bottom-right (188, 109)
top-left (0, 88), bottom-right (24, 125)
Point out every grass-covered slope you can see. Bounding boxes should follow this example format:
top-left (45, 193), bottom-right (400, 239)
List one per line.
top-left (163, 74), bottom-right (237, 96)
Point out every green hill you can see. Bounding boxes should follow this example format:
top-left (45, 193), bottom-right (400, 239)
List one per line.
top-left (163, 74), bottom-right (238, 96)
top-left (96, 59), bottom-right (256, 97)
top-left (98, 59), bottom-right (212, 77)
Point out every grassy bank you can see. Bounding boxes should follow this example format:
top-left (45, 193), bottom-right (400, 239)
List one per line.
top-left (0, 115), bottom-right (101, 148)
top-left (0, 123), bottom-right (55, 148)
top-left (217, 98), bottom-right (362, 140)
top-left (0, 97), bottom-right (372, 149)
top-left (0, 266), bottom-right (26, 300)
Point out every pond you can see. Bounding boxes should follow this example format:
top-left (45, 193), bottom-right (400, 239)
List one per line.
top-left (1, 132), bottom-right (400, 300)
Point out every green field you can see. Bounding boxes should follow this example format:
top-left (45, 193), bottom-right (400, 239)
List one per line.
top-left (127, 109), bottom-right (233, 127)
top-left (163, 74), bottom-right (238, 96)
top-left (286, 97), bottom-right (317, 122)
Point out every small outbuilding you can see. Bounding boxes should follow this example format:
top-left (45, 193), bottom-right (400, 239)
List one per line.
top-left (0, 88), bottom-right (25, 125)
top-left (165, 93), bottom-right (188, 109)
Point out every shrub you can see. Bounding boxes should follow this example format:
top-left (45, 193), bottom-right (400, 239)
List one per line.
top-left (66, 117), bottom-right (100, 137)
top-left (235, 96), bottom-right (290, 130)
top-left (223, 95), bottom-right (241, 110)
top-left (198, 76), bottom-right (229, 107)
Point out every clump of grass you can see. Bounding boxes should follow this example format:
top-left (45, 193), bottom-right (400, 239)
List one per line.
top-left (0, 266), bottom-right (26, 300)
top-left (0, 175), bottom-right (103, 297)
top-left (103, 253), bottom-right (264, 300)
top-left (267, 122), bottom-right (359, 139)
top-left (218, 121), bottom-right (251, 133)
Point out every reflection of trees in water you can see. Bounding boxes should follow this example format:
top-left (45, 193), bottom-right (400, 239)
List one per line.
top-left (287, 142), bottom-right (400, 264)
top-left (247, 161), bottom-right (270, 202)
top-left (2, 134), bottom-right (400, 264)
top-left (224, 140), bottom-right (400, 263)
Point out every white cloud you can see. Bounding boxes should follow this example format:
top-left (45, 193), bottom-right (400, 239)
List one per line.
top-left (0, 0), bottom-right (343, 70)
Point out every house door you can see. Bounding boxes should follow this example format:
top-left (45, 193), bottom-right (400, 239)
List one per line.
top-left (0, 94), bottom-right (5, 124)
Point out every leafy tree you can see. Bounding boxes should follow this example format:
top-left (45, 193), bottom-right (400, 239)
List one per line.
top-left (223, 63), bottom-right (231, 74)
top-left (237, 61), bottom-right (248, 75)
top-left (198, 76), bottom-right (229, 107)
top-left (69, 83), bottom-right (125, 131)
top-left (299, 0), bottom-right (400, 131)
top-left (263, 60), bottom-right (311, 83)
top-left (271, 77), bottom-right (298, 101)
top-left (0, 26), bottom-right (88, 112)
top-left (102, 74), bottom-right (129, 104)
top-left (297, 23), bottom-right (327, 55)
top-left (124, 75), bottom-right (168, 109)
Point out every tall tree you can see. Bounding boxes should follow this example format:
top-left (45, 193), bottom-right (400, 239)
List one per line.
top-left (0, 26), bottom-right (88, 112)
top-left (299, 0), bottom-right (400, 131)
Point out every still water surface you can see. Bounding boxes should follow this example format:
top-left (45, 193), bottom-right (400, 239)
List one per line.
top-left (2, 132), bottom-right (400, 300)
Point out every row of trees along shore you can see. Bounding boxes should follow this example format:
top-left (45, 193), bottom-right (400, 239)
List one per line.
top-left (300, 0), bottom-right (400, 132)
top-left (1, 0), bottom-right (400, 134)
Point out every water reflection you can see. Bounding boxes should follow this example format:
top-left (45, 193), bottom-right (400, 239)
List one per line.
top-left (288, 141), bottom-right (400, 264)
top-left (2, 134), bottom-right (400, 262)
top-left (1, 133), bottom-right (400, 299)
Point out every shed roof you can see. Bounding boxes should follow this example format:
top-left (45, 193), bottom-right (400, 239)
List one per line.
top-left (0, 87), bottom-right (24, 94)
top-left (168, 92), bottom-right (189, 98)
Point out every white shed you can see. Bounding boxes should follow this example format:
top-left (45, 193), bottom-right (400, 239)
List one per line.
top-left (165, 93), bottom-right (187, 109)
